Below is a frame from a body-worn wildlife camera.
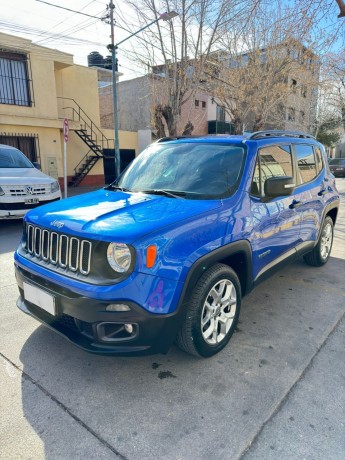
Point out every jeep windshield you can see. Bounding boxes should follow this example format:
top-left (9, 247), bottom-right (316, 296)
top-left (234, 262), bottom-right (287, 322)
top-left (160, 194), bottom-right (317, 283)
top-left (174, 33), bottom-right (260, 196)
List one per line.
top-left (108, 142), bottom-right (246, 199)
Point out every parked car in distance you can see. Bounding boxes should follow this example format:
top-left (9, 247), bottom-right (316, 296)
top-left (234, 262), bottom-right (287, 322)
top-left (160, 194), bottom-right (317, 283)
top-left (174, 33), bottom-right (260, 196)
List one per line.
top-left (14, 131), bottom-right (340, 357)
top-left (0, 144), bottom-right (61, 219)
top-left (328, 158), bottom-right (345, 177)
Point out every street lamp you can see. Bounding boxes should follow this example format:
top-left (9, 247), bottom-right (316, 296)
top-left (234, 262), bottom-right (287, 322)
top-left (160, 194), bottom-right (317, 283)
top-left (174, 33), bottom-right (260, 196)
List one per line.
top-left (108, 4), bottom-right (178, 179)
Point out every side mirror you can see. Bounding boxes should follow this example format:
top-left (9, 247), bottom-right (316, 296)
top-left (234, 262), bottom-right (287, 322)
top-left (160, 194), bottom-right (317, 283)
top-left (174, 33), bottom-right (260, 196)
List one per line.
top-left (33, 162), bottom-right (41, 170)
top-left (264, 176), bottom-right (295, 197)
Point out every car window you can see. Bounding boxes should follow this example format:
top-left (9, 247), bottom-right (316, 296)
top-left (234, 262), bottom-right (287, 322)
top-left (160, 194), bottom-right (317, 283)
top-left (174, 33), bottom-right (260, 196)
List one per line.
top-left (295, 144), bottom-right (317, 184)
top-left (0, 147), bottom-right (33, 168)
top-left (329, 158), bottom-right (345, 165)
top-left (251, 144), bottom-right (293, 197)
top-left (116, 142), bottom-right (246, 199)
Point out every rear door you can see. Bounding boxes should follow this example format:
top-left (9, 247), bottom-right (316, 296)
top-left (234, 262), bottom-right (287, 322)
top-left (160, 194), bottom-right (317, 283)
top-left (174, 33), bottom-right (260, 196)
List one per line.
top-left (293, 143), bottom-right (324, 244)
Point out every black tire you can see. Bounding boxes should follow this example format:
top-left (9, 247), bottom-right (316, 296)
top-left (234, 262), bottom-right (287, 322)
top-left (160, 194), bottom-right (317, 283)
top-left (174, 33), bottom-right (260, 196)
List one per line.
top-left (176, 263), bottom-right (241, 357)
top-left (303, 216), bottom-right (334, 267)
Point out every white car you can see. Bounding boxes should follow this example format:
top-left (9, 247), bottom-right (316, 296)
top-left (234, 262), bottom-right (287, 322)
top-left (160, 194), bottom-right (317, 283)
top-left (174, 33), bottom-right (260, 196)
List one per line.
top-left (0, 144), bottom-right (61, 219)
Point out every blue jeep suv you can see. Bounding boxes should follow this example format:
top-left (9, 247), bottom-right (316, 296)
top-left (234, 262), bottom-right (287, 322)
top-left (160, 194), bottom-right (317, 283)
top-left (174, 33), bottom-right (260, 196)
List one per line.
top-left (14, 131), bottom-right (340, 357)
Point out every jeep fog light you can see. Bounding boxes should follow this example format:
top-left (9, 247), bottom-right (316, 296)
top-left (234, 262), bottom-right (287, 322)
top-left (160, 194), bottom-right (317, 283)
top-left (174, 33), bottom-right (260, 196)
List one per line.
top-left (106, 303), bottom-right (131, 311)
top-left (107, 242), bottom-right (131, 272)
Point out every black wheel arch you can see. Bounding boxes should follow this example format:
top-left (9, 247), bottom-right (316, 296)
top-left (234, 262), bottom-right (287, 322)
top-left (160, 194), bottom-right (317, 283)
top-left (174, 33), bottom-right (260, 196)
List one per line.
top-left (316, 200), bottom-right (339, 244)
top-left (177, 240), bottom-right (253, 313)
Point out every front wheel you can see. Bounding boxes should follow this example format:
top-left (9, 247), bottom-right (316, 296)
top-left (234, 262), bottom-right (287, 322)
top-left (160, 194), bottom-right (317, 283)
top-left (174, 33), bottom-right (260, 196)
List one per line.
top-left (176, 264), bottom-right (241, 357)
top-left (304, 216), bottom-right (334, 267)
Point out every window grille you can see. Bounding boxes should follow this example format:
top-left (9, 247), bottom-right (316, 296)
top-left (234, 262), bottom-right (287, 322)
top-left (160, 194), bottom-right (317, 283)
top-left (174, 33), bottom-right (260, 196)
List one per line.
top-left (0, 51), bottom-right (32, 106)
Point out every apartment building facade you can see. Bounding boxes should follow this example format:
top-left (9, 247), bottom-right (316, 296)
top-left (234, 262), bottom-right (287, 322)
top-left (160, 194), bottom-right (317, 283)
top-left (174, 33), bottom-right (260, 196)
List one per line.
top-left (96, 42), bottom-right (318, 139)
top-left (0, 32), bottom-right (137, 188)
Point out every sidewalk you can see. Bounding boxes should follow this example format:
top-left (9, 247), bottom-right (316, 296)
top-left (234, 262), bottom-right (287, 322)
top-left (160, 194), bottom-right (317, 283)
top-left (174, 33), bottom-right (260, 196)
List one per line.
top-left (65, 185), bottom-right (103, 197)
top-left (0, 180), bottom-right (344, 459)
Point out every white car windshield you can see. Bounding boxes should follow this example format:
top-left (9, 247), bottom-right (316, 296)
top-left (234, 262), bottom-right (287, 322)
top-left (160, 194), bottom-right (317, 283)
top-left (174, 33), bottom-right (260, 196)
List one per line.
top-left (0, 147), bottom-right (34, 168)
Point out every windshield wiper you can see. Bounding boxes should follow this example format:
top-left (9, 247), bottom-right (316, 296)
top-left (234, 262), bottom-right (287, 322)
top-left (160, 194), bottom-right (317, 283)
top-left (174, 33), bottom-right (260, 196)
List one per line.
top-left (141, 189), bottom-right (186, 199)
top-left (104, 184), bottom-right (131, 192)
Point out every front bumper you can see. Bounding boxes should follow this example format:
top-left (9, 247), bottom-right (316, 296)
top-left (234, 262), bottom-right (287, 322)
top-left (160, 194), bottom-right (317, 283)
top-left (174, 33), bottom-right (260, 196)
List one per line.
top-left (330, 169), bottom-right (345, 177)
top-left (0, 197), bottom-right (60, 219)
top-left (15, 264), bottom-right (183, 356)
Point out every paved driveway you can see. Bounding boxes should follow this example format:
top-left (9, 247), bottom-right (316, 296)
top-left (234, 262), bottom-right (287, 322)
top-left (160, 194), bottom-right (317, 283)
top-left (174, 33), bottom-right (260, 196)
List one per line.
top-left (1, 180), bottom-right (344, 460)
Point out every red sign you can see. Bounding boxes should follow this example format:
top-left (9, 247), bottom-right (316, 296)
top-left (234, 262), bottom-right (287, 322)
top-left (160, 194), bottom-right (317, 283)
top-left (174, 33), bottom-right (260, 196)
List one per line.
top-left (63, 118), bottom-right (69, 143)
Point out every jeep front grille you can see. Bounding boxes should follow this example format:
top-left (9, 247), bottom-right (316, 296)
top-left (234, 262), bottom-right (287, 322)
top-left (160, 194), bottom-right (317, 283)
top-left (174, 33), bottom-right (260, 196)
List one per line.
top-left (24, 224), bottom-right (92, 275)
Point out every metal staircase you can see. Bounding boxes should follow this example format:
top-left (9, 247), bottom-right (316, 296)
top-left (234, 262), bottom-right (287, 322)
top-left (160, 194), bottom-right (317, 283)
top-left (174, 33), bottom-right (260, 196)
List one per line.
top-left (69, 151), bottom-right (100, 187)
top-left (57, 97), bottom-right (114, 186)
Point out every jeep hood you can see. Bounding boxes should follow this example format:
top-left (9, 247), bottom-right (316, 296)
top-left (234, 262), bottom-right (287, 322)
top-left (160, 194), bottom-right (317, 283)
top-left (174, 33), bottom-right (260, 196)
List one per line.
top-left (25, 189), bottom-right (221, 243)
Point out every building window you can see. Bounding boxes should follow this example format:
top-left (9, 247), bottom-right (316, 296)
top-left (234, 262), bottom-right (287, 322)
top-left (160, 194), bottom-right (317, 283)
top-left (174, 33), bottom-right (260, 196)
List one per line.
top-left (291, 79), bottom-right (297, 93)
top-left (242, 54), bottom-right (249, 65)
top-left (216, 105), bottom-right (225, 122)
top-left (288, 107), bottom-right (296, 122)
top-left (229, 57), bottom-right (238, 69)
top-left (260, 52), bottom-right (267, 64)
top-left (0, 133), bottom-right (40, 163)
top-left (0, 51), bottom-right (32, 106)
top-left (201, 101), bottom-right (206, 109)
top-left (195, 99), bottom-right (200, 107)
top-left (301, 85), bottom-right (307, 98)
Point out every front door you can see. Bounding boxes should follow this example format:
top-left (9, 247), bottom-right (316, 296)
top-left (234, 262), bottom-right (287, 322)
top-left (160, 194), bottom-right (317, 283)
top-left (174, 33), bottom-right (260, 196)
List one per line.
top-left (250, 143), bottom-right (301, 280)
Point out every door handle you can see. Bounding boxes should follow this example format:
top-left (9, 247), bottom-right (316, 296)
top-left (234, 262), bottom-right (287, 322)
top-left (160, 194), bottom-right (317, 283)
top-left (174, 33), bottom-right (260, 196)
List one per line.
top-left (289, 199), bottom-right (302, 209)
top-left (318, 188), bottom-right (326, 196)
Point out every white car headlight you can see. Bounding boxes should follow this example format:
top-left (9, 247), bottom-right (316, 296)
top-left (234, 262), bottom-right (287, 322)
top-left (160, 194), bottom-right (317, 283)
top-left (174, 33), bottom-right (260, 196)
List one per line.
top-left (107, 243), bottom-right (132, 273)
top-left (51, 181), bottom-right (60, 193)
top-left (0, 186), bottom-right (4, 196)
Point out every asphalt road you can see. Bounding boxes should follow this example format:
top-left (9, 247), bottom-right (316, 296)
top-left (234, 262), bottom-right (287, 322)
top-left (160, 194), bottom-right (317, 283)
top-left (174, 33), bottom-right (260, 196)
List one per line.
top-left (0, 180), bottom-right (344, 460)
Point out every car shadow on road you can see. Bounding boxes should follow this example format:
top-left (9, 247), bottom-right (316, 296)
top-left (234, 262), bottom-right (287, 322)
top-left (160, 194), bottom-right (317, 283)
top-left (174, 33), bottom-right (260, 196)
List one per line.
top-left (17, 255), bottom-right (345, 459)
top-left (0, 219), bottom-right (23, 254)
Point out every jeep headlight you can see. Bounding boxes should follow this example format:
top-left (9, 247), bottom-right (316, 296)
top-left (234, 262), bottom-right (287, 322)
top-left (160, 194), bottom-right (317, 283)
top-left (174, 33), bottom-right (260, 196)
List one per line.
top-left (51, 181), bottom-right (60, 193)
top-left (107, 243), bottom-right (131, 273)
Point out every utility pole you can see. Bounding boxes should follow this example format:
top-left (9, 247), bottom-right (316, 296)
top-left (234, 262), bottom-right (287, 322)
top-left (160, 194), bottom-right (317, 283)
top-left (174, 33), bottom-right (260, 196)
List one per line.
top-left (105, 5), bottom-right (178, 179)
top-left (107, 0), bottom-right (121, 179)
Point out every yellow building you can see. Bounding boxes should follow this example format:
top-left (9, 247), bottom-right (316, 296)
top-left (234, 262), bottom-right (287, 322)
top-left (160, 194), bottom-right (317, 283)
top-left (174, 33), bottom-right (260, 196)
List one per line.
top-left (0, 32), bottom-right (137, 188)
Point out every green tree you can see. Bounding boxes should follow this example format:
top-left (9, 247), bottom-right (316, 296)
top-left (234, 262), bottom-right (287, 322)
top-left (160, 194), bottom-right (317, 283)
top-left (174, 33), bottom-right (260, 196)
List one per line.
top-left (315, 117), bottom-right (342, 147)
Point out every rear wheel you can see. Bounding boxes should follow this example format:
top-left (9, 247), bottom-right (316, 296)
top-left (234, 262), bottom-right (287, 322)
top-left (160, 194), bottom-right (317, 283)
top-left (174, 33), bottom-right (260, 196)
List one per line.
top-left (176, 264), bottom-right (241, 357)
top-left (304, 216), bottom-right (334, 267)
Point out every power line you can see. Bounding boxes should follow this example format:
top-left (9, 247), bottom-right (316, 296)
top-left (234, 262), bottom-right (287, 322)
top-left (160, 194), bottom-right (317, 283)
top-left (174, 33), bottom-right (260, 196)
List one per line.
top-left (33, 0), bottom-right (97, 42)
top-left (35, 0), bottom-right (102, 19)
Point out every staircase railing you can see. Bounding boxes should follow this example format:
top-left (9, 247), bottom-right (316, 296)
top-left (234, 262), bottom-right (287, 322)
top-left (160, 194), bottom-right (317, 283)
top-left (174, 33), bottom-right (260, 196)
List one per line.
top-left (73, 150), bottom-right (95, 176)
top-left (57, 97), bottom-right (114, 151)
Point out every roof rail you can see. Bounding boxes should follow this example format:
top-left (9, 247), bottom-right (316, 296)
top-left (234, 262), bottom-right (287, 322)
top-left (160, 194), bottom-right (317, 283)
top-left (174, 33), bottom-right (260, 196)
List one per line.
top-left (155, 137), bottom-right (178, 143)
top-left (247, 130), bottom-right (315, 140)
top-left (155, 135), bottom-right (209, 143)
top-left (155, 134), bottom-right (239, 143)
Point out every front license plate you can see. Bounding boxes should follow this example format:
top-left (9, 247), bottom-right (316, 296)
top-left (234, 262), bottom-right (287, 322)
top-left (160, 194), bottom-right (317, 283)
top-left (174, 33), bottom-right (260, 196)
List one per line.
top-left (25, 198), bottom-right (39, 204)
top-left (23, 282), bottom-right (56, 316)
